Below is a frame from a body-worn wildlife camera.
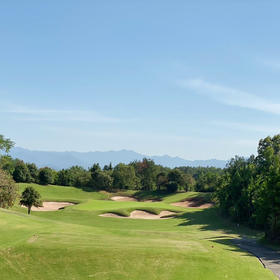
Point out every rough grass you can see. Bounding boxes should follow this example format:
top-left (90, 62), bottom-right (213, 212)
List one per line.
top-left (0, 183), bottom-right (276, 280)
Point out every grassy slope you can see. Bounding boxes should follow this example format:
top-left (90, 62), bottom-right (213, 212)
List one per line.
top-left (0, 183), bottom-right (276, 280)
top-left (17, 183), bottom-right (110, 202)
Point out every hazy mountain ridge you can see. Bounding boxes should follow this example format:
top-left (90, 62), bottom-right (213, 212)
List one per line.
top-left (9, 147), bottom-right (227, 169)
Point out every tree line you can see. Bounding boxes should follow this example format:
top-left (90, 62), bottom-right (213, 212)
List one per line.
top-left (215, 135), bottom-right (280, 242)
top-left (0, 155), bottom-right (222, 193)
top-left (2, 133), bottom-right (280, 241)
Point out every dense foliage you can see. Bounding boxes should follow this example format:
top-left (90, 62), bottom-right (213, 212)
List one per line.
top-left (20, 186), bottom-right (41, 214)
top-left (0, 169), bottom-right (18, 208)
top-left (215, 135), bottom-right (280, 241)
top-left (0, 154), bottom-right (223, 193)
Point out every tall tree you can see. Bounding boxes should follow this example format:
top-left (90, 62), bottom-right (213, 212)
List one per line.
top-left (0, 155), bottom-right (16, 176)
top-left (112, 163), bottom-right (138, 189)
top-left (90, 164), bottom-right (113, 191)
top-left (13, 160), bottom-right (31, 183)
top-left (132, 159), bottom-right (157, 190)
top-left (27, 163), bottom-right (38, 183)
top-left (156, 172), bottom-right (168, 191)
top-left (215, 134), bottom-right (280, 241)
top-left (38, 167), bottom-right (54, 185)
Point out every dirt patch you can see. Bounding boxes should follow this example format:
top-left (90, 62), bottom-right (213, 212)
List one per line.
top-left (22, 202), bottom-right (74, 212)
top-left (27, 235), bottom-right (38, 243)
top-left (110, 196), bottom-right (137, 202)
top-left (100, 210), bottom-right (176, 219)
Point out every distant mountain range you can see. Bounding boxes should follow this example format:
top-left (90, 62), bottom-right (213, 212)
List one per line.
top-left (9, 147), bottom-right (227, 170)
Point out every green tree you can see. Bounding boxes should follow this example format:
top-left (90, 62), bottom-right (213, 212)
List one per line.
top-left (165, 170), bottom-right (184, 193)
top-left (112, 163), bottom-right (138, 189)
top-left (215, 134), bottom-right (280, 242)
top-left (166, 182), bottom-right (178, 193)
top-left (0, 135), bottom-right (14, 153)
top-left (13, 160), bottom-right (31, 183)
top-left (0, 169), bottom-right (18, 208)
top-left (182, 173), bottom-right (195, 191)
top-left (27, 163), bottom-right (38, 183)
top-left (103, 163), bottom-right (113, 171)
top-left (20, 186), bottom-right (41, 214)
top-left (254, 135), bottom-right (280, 240)
top-left (0, 135), bottom-right (16, 184)
top-left (168, 170), bottom-right (184, 185)
top-left (132, 159), bottom-right (157, 190)
top-left (55, 166), bottom-right (91, 189)
top-left (0, 155), bottom-right (16, 176)
top-left (90, 164), bottom-right (113, 191)
top-left (38, 167), bottom-right (54, 185)
top-left (56, 169), bottom-right (73, 186)
top-left (156, 172), bottom-right (168, 191)
top-left (69, 166), bottom-right (91, 188)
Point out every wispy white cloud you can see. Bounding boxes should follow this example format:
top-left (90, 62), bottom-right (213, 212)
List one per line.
top-left (210, 120), bottom-right (280, 134)
top-left (0, 104), bottom-right (125, 123)
top-left (180, 78), bottom-right (280, 115)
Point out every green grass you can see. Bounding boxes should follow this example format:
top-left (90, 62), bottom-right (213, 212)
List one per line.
top-left (17, 183), bottom-right (110, 203)
top-left (73, 199), bottom-right (183, 215)
top-left (0, 183), bottom-right (276, 280)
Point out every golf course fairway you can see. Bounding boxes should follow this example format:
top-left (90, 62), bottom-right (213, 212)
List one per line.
top-left (0, 183), bottom-right (276, 280)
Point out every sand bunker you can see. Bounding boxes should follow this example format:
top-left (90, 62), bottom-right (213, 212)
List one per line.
top-left (22, 202), bottom-right (74, 212)
top-left (110, 196), bottom-right (137, 202)
top-left (100, 210), bottom-right (176, 219)
top-left (172, 201), bottom-right (213, 209)
top-left (130, 210), bottom-right (175, 219)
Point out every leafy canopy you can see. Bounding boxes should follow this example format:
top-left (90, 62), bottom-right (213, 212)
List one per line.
top-left (20, 186), bottom-right (41, 214)
top-left (0, 135), bottom-right (14, 153)
top-left (0, 169), bottom-right (18, 208)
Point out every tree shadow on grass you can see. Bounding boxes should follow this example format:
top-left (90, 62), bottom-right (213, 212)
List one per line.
top-left (176, 208), bottom-right (258, 236)
top-left (133, 190), bottom-right (170, 201)
top-left (208, 236), bottom-right (280, 278)
top-left (175, 208), bottom-right (280, 278)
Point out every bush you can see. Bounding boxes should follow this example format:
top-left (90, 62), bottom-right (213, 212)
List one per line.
top-left (0, 169), bottom-right (18, 208)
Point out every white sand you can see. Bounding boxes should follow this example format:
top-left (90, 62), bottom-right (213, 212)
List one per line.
top-left (100, 210), bottom-right (176, 219)
top-left (22, 201), bottom-right (74, 212)
top-left (110, 196), bottom-right (137, 202)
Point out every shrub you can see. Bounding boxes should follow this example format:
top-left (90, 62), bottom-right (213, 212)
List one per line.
top-left (0, 169), bottom-right (18, 208)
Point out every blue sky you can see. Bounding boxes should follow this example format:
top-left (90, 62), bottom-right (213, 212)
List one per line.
top-left (1, 1), bottom-right (280, 160)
